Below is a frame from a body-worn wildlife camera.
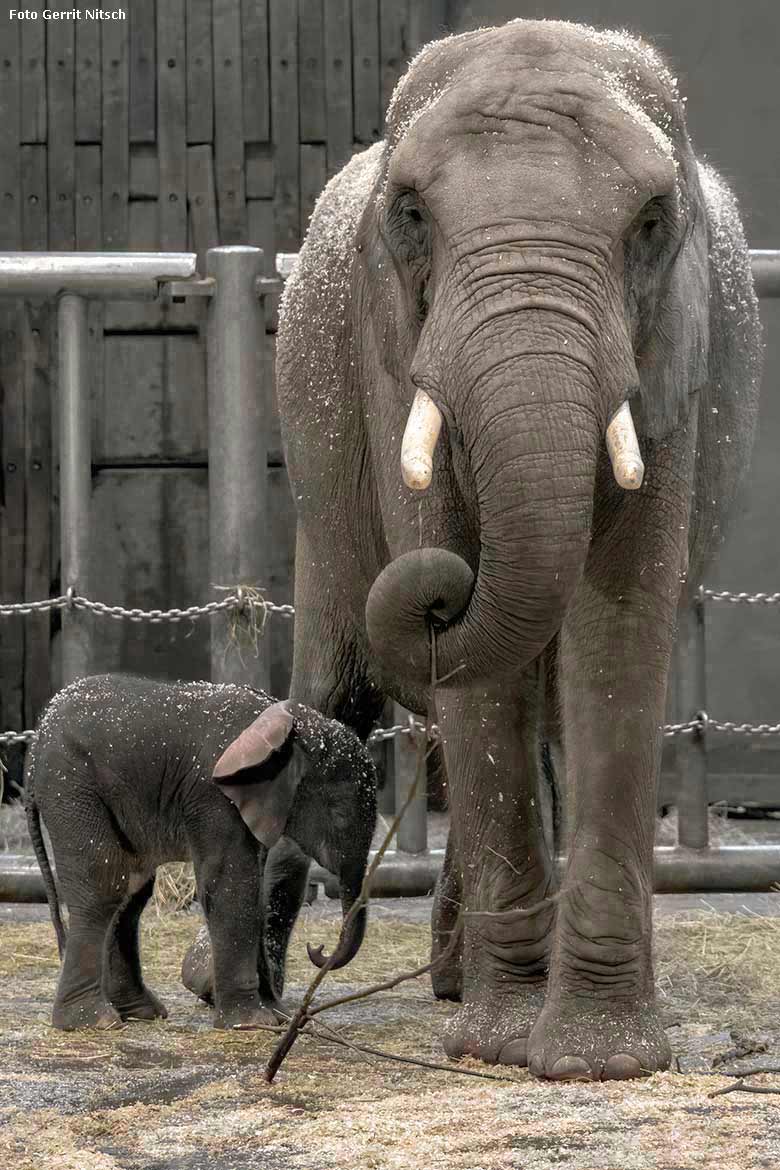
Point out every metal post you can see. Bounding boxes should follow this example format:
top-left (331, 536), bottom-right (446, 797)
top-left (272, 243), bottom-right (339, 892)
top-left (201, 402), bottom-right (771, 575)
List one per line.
top-left (58, 293), bottom-right (92, 684)
top-left (393, 703), bottom-right (428, 854)
top-left (676, 589), bottom-right (709, 848)
top-left (206, 246), bottom-right (270, 689)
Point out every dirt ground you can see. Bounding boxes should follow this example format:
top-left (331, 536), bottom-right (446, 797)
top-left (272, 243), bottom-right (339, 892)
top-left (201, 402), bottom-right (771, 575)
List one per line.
top-left (2, 891), bottom-right (780, 1170)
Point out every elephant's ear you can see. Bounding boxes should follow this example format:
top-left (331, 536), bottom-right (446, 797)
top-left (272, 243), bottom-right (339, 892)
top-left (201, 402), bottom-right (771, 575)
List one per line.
top-left (632, 166), bottom-right (710, 441)
top-left (213, 702), bottom-right (301, 848)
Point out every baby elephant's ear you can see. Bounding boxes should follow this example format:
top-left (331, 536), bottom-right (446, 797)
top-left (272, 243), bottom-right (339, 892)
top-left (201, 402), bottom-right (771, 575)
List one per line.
top-left (213, 702), bottom-right (300, 848)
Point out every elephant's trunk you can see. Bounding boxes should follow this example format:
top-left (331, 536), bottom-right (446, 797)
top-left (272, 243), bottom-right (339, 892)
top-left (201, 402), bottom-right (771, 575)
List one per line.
top-left (367, 315), bottom-right (601, 684)
top-left (307, 860), bottom-right (367, 970)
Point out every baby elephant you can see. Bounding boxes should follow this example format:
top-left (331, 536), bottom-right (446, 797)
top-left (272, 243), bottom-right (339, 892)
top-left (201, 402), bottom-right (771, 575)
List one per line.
top-left (25, 674), bottom-right (377, 1031)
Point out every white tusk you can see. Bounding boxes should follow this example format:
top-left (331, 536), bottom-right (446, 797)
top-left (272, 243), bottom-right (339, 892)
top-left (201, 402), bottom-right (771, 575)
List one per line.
top-left (401, 388), bottom-right (443, 490)
top-left (606, 400), bottom-right (644, 490)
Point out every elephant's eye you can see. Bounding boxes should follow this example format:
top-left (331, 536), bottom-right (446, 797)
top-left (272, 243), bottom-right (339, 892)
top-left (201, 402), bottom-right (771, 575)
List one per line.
top-left (631, 198), bottom-right (667, 245)
top-left (385, 190), bottom-right (432, 325)
top-left (386, 190), bottom-right (431, 263)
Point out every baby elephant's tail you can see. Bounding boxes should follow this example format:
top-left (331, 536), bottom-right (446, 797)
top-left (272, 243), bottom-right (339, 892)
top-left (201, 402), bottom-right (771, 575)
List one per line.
top-left (25, 797), bottom-right (67, 958)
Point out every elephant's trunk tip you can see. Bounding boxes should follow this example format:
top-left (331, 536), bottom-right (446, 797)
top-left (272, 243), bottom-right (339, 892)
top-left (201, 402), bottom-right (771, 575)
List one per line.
top-left (306, 941), bottom-right (329, 968)
top-left (306, 892), bottom-right (368, 971)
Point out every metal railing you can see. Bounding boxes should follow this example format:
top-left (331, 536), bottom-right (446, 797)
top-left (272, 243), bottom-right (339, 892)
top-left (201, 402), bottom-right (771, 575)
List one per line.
top-left (0, 247), bottom-right (282, 692)
top-left (1, 248), bottom-right (780, 899)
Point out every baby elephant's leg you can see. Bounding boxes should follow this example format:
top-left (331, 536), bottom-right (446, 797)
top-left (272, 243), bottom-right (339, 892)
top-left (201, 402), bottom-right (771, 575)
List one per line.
top-left (105, 874), bottom-right (168, 1021)
top-left (48, 802), bottom-right (129, 1030)
top-left (187, 798), bottom-right (273, 1030)
top-left (53, 894), bottom-right (124, 1030)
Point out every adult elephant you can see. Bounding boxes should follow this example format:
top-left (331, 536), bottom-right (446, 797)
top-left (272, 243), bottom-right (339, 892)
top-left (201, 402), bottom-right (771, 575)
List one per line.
top-left (272, 20), bottom-right (761, 1080)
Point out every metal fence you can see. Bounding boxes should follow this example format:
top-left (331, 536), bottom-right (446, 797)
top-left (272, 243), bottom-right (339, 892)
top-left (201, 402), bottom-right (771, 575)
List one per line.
top-left (1, 248), bottom-right (780, 899)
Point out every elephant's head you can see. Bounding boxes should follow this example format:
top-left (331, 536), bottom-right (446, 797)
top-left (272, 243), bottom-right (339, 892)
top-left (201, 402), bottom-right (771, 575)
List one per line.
top-left (213, 701), bottom-right (377, 970)
top-left (359, 21), bottom-right (710, 685)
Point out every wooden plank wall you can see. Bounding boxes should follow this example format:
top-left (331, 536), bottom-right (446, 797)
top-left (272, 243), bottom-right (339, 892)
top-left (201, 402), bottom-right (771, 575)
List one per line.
top-left (0, 1), bottom-right (447, 772)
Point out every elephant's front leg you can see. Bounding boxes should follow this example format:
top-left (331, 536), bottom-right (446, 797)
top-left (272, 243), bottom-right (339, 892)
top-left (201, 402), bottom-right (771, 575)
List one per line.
top-left (262, 526), bottom-right (385, 998)
top-left (528, 573), bottom-right (680, 1080)
top-left (438, 674), bottom-right (555, 1066)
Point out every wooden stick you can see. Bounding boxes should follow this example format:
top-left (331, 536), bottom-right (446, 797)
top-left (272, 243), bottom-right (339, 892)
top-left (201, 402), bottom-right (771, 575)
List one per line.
top-left (709, 1078), bottom-right (780, 1098)
top-left (265, 629), bottom-right (440, 1083)
top-left (309, 914), bottom-right (463, 1018)
top-left (265, 716), bottom-right (432, 1079)
top-left (304, 1020), bottom-right (520, 1083)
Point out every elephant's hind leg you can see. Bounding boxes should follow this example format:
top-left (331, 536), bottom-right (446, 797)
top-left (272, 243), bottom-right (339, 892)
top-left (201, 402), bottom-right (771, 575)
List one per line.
top-left (53, 895), bottom-right (124, 1030)
top-left (437, 675), bottom-right (555, 1066)
top-left (48, 804), bottom-right (128, 1030)
top-left (105, 874), bottom-right (168, 1021)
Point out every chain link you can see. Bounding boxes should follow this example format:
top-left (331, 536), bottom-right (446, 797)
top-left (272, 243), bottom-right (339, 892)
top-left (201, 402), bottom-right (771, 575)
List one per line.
top-left (5, 587), bottom-right (779, 623)
top-left (0, 591), bottom-right (295, 623)
top-left (0, 730), bottom-right (36, 747)
top-left (662, 719), bottom-right (701, 738)
top-left (3, 587), bottom-right (780, 747)
top-left (368, 720), bottom-right (440, 744)
top-left (663, 714), bottom-right (780, 737)
top-left (704, 719), bottom-right (780, 735)
top-left (0, 595), bottom-right (71, 617)
top-left (4, 714), bottom-right (780, 752)
top-left (702, 589), bottom-right (780, 605)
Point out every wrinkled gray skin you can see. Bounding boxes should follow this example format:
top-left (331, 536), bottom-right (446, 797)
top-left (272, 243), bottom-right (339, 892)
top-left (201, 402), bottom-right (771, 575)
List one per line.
top-left (275, 20), bottom-right (762, 1081)
top-left (25, 674), bottom-right (376, 1031)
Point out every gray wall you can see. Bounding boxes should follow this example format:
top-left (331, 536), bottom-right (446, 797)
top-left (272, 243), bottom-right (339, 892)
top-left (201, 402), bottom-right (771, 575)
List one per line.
top-left (448, 1), bottom-right (780, 793)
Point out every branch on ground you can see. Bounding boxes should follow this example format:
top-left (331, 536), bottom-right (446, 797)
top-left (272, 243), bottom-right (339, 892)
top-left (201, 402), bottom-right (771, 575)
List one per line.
top-left (265, 629), bottom-right (451, 1084)
top-left (708, 1078), bottom-right (780, 1098)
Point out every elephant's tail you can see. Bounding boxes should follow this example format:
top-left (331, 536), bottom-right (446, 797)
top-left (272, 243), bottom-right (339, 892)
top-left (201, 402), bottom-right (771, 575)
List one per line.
top-left (25, 796), bottom-right (67, 958)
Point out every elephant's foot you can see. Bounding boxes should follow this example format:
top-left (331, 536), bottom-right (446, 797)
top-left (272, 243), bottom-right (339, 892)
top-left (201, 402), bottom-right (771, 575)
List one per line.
top-left (53, 994), bottom-right (123, 1032)
top-left (441, 879), bottom-right (554, 1063)
top-left (443, 982), bottom-right (547, 1065)
top-left (527, 993), bottom-right (672, 1080)
top-left (213, 1001), bottom-right (281, 1031)
top-left (111, 986), bottom-right (169, 1022)
top-left (181, 926), bottom-right (213, 1005)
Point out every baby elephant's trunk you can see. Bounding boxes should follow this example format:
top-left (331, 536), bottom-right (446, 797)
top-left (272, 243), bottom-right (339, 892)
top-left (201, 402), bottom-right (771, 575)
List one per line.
top-left (307, 862), bottom-right (367, 970)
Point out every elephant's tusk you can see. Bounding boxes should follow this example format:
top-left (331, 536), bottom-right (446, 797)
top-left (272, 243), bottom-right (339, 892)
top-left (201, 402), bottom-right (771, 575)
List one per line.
top-left (606, 400), bottom-right (644, 490)
top-left (401, 389), bottom-right (443, 490)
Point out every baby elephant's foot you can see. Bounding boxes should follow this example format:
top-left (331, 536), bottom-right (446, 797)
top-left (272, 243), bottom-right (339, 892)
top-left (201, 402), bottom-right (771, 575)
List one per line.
top-left (213, 1001), bottom-right (280, 1031)
top-left (527, 994), bottom-right (672, 1081)
top-left (53, 995), bottom-right (123, 1032)
top-left (113, 987), bottom-right (169, 1022)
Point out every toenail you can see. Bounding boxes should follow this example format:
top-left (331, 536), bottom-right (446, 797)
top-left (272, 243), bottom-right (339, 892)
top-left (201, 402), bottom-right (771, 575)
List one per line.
top-left (498, 1038), bottom-right (528, 1066)
top-left (604, 1053), bottom-right (643, 1080)
top-left (550, 1055), bottom-right (592, 1080)
top-left (528, 1054), bottom-right (545, 1077)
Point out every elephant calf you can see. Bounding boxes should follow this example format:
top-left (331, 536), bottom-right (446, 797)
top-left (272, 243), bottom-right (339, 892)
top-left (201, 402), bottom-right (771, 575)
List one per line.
top-left (25, 674), bottom-right (377, 1031)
